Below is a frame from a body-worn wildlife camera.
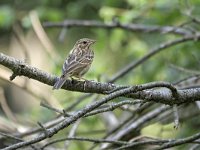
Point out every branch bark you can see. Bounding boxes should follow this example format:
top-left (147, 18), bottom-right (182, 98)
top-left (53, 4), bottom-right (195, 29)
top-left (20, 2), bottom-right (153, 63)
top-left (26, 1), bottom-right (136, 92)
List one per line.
top-left (1, 53), bottom-right (200, 105)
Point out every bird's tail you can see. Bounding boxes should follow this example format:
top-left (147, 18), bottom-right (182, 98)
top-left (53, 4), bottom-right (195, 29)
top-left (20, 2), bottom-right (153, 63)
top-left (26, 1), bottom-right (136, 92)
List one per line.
top-left (53, 76), bottom-right (67, 90)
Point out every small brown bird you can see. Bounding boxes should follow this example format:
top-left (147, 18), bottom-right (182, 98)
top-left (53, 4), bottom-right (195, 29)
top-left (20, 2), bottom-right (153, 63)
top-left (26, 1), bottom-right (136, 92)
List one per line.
top-left (53, 38), bottom-right (96, 90)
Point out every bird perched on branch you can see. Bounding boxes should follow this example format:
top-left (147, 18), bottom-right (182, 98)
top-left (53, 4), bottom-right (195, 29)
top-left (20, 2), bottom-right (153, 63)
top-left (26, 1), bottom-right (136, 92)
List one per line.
top-left (53, 38), bottom-right (96, 90)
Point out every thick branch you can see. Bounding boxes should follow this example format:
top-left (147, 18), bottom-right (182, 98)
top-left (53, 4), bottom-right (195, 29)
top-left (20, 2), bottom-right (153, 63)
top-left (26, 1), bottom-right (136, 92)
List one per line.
top-left (0, 53), bottom-right (116, 93)
top-left (1, 53), bottom-right (200, 105)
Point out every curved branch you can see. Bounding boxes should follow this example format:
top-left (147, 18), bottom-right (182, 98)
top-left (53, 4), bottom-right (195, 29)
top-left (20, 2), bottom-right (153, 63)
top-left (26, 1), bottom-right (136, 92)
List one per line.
top-left (109, 35), bottom-right (200, 82)
top-left (1, 53), bottom-right (200, 105)
top-left (0, 53), bottom-right (116, 94)
top-left (42, 136), bottom-right (129, 149)
top-left (43, 19), bottom-right (192, 36)
top-left (153, 131), bottom-right (200, 150)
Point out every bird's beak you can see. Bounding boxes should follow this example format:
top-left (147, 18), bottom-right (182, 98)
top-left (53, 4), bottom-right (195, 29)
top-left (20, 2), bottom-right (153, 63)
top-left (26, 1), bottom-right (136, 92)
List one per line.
top-left (90, 40), bottom-right (96, 44)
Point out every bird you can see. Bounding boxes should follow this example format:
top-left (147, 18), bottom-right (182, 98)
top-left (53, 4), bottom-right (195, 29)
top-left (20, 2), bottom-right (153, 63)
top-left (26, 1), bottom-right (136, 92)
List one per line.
top-left (53, 38), bottom-right (96, 90)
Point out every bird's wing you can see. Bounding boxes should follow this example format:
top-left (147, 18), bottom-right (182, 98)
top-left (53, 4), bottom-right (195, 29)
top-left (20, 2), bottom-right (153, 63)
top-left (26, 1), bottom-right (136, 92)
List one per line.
top-left (53, 50), bottom-right (94, 90)
top-left (62, 50), bottom-right (94, 76)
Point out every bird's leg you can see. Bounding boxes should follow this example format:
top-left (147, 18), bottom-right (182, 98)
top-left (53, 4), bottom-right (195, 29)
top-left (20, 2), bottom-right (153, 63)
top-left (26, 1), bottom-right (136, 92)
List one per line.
top-left (70, 76), bottom-right (90, 91)
top-left (70, 77), bottom-right (76, 84)
top-left (75, 76), bottom-right (89, 91)
top-left (70, 76), bottom-right (88, 84)
top-left (78, 77), bottom-right (88, 81)
top-left (83, 79), bottom-right (89, 91)
top-left (72, 75), bottom-right (88, 81)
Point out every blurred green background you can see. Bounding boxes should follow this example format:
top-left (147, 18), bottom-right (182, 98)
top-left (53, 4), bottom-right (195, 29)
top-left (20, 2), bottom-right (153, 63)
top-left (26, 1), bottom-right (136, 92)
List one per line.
top-left (0, 0), bottom-right (200, 149)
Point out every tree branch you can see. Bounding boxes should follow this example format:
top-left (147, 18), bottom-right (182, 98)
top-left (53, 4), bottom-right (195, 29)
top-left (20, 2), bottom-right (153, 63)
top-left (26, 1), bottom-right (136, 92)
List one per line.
top-left (43, 19), bottom-right (192, 36)
top-left (1, 53), bottom-right (200, 106)
top-left (42, 136), bottom-right (129, 149)
top-left (153, 131), bottom-right (200, 150)
top-left (109, 35), bottom-right (200, 82)
top-left (1, 87), bottom-right (137, 150)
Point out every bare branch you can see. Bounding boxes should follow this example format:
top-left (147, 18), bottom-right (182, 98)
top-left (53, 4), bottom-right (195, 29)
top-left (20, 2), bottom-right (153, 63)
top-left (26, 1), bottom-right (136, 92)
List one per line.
top-left (109, 35), bottom-right (200, 82)
top-left (2, 87), bottom-right (136, 150)
top-left (102, 105), bottom-right (170, 149)
top-left (85, 100), bottom-right (143, 117)
top-left (64, 120), bottom-right (81, 149)
top-left (43, 20), bottom-right (192, 36)
top-left (1, 53), bottom-right (200, 105)
top-left (153, 131), bottom-right (200, 150)
top-left (41, 136), bottom-right (129, 149)
top-left (0, 132), bottom-right (38, 150)
top-left (173, 104), bottom-right (179, 129)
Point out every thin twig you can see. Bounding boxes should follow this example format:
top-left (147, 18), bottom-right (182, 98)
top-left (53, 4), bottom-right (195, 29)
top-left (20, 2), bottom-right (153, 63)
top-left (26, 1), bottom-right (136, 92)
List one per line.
top-left (169, 63), bottom-right (200, 75)
top-left (114, 139), bottom-right (170, 150)
top-left (89, 102), bottom-right (154, 150)
top-left (64, 120), bottom-right (81, 149)
top-left (41, 136), bottom-right (129, 149)
top-left (0, 132), bottom-right (38, 150)
top-left (101, 105), bottom-right (170, 149)
top-left (153, 131), bottom-right (200, 150)
top-left (173, 104), bottom-right (179, 129)
top-left (85, 100), bottom-right (143, 117)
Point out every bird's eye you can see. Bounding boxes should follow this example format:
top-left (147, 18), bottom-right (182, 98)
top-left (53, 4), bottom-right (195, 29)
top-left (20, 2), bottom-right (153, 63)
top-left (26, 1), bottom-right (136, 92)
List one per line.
top-left (83, 41), bottom-right (87, 44)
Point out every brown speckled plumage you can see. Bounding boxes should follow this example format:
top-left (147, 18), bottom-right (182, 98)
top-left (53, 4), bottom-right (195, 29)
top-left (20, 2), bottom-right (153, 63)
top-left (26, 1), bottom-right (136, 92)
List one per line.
top-left (53, 38), bottom-right (96, 90)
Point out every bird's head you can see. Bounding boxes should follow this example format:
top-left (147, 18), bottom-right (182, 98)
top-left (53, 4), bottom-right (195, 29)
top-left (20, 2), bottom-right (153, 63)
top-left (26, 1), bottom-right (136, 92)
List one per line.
top-left (75, 38), bottom-right (96, 50)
